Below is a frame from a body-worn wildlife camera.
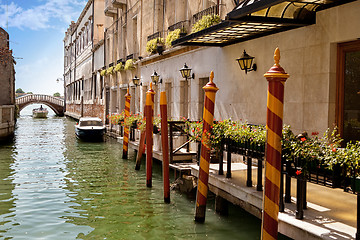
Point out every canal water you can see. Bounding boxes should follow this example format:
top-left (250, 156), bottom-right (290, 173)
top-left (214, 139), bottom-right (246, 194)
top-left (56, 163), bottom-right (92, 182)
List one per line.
top-left (0, 105), bottom-right (290, 239)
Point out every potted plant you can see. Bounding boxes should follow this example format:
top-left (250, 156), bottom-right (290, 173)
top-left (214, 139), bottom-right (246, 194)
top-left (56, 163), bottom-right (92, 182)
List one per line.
top-left (191, 14), bottom-right (221, 33)
top-left (124, 59), bottom-right (136, 70)
top-left (114, 62), bottom-right (123, 72)
top-left (166, 29), bottom-right (181, 48)
top-left (146, 38), bottom-right (164, 55)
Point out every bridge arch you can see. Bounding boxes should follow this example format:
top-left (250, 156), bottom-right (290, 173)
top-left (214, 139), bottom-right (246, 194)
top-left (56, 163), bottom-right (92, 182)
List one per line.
top-left (16, 94), bottom-right (64, 116)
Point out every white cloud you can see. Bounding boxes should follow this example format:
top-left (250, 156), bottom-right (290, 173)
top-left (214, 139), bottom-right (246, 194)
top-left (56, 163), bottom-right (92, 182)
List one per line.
top-left (0, 0), bottom-right (86, 30)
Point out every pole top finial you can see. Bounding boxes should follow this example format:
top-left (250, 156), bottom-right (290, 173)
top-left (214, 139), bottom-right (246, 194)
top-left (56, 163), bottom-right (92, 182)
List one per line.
top-left (274, 47), bottom-right (280, 66)
top-left (150, 82), bottom-right (153, 90)
top-left (210, 71), bottom-right (214, 83)
top-left (127, 87), bottom-right (129, 94)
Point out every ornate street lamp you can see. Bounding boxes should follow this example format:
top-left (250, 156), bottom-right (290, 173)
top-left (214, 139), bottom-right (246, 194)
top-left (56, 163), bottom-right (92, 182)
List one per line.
top-left (132, 75), bottom-right (140, 86)
top-left (151, 71), bottom-right (161, 84)
top-left (179, 63), bottom-right (194, 80)
top-left (236, 50), bottom-right (257, 74)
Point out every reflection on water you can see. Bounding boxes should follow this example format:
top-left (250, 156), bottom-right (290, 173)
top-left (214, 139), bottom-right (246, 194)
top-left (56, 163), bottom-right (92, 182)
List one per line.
top-left (0, 105), bottom-right (289, 239)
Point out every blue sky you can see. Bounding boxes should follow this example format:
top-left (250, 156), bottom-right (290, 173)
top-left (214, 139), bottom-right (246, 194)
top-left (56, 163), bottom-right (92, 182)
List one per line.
top-left (0, 0), bottom-right (86, 95)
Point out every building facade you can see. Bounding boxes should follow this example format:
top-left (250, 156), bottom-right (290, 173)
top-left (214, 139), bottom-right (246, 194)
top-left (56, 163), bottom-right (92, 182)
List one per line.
top-left (0, 27), bottom-right (15, 142)
top-left (67, 0), bottom-right (360, 143)
top-left (64, 0), bottom-right (107, 121)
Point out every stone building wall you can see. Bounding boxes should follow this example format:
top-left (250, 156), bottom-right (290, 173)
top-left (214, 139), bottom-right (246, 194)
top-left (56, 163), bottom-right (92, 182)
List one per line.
top-left (0, 27), bottom-right (15, 141)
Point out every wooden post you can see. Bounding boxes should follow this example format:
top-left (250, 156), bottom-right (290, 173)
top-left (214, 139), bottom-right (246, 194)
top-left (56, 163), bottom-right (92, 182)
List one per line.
top-left (135, 104), bottom-right (147, 170)
top-left (194, 71), bottom-right (218, 223)
top-left (226, 141), bottom-right (232, 178)
top-left (160, 91), bottom-right (170, 203)
top-left (145, 83), bottom-right (155, 188)
top-left (122, 88), bottom-right (131, 159)
top-left (261, 48), bottom-right (289, 240)
top-left (135, 130), bottom-right (146, 170)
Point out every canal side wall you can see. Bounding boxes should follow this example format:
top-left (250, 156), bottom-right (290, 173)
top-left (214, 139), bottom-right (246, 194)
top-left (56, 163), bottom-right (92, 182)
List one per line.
top-left (65, 102), bottom-right (105, 121)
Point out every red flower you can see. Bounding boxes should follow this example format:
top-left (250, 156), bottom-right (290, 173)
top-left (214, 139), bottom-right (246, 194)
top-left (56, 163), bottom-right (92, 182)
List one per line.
top-left (332, 148), bottom-right (336, 152)
top-left (300, 137), bottom-right (306, 142)
top-left (296, 170), bottom-right (302, 175)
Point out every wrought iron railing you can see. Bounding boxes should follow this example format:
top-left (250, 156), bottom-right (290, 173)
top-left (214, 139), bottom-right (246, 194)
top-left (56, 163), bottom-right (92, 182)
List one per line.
top-left (168, 20), bottom-right (190, 33)
top-left (192, 5), bottom-right (219, 24)
top-left (147, 31), bottom-right (163, 42)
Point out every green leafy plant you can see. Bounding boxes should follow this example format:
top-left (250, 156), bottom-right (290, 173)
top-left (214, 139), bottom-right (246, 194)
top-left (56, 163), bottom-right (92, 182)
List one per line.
top-left (146, 38), bottom-right (164, 54)
top-left (114, 62), bottom-right (123, 72)
top-left (166, 29), bottom-right (181, 47)
top-left (107, 111), bottom-right (126, 125)
top-left (106, 66), bottom-right (114, 75)
top-left (124, 59), bottom-right (136, 70)
top-left (191, 14), bottom-right (221, 33)
top-left (123, 112), bottom-right (143, 128)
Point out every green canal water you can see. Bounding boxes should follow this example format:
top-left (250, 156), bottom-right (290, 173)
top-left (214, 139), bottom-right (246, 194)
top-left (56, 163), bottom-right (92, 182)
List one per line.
top-left (0, 105), bottom-right (290, 239)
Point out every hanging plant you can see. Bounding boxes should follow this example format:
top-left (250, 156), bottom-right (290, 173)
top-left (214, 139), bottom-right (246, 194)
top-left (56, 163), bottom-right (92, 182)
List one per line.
top-left (124, 59), bottom-right (136, 70)
top-left (114, 62), bottom-right (123, 72)
top-left (146, 38), bottom-right (164, 54)
top-left (191, 14), bottom-right (221, 33)
top-left (100, 69), bottom-right (106, 76)
top-left (166, 29), bottom-right (181, 48)
top-left (106, 66), bottom-right (114, 75)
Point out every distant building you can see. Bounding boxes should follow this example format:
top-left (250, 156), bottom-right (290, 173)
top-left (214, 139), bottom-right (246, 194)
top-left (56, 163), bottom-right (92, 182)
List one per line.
top-left (0, 27), bottom-right (15, 142)
top-left (63, 0), bottom-right (106, 121)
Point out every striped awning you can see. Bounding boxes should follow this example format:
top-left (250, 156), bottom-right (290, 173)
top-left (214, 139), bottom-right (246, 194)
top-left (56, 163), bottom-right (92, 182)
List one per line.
top-left (172, 0), bottom-right (354, 47)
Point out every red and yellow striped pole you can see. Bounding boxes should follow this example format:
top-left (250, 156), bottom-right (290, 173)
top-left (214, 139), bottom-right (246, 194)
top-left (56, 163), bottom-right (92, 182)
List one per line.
top-left (122, 88), bottom-right (131, 159)
top-left (145, 82), bottom-right (155, 188)
top-left (160, 91), bottom-right (170, 203)
top-left (261, 48), bottom-right (289, 240)
top-left (195, 71), bottom-right (219, 223)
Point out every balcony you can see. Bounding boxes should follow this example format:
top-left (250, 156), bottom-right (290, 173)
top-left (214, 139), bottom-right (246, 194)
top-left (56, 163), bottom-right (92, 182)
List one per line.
top-left (147, 31), bottom-right (163, 42)
top-left (111, 0), bottom-right (126, 8)
top-left (105, 0), bottom-right (117, 17)
top-left (168, 20), bottom-right (190, 34)
top-left (192, 5), bottom-right (218, 24)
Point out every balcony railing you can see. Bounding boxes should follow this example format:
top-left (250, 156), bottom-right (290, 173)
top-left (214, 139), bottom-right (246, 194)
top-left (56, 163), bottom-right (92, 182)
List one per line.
top-left (168, 20), bottom-right (190, 33)
top-left (147, 31), bottom-right (163, 42)
top-left (192, 5), bottom-right (219, 23)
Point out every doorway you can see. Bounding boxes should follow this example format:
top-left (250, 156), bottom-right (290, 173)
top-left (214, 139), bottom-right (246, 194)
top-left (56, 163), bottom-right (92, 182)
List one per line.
top-left (336, 40), bottom-right (360, 143)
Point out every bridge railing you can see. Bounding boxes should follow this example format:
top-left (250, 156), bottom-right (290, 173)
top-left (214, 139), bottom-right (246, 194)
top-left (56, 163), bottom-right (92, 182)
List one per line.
top-left (16, 94), bottom-right (64, 107)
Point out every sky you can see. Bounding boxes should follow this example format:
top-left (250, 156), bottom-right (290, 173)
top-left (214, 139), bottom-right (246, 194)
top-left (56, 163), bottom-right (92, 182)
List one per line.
top-left (0, 0), bottom-right (87, 95)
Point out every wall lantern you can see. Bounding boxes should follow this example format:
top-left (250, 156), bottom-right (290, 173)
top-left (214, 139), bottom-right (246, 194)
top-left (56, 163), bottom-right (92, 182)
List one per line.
top-left (151, 71), bottom-right (162, 84)
top-left (236, 50), bottom-right (257, 74)
top-left (179, 63), bottom-right (195, 80)
top-left (132, 75), bottom-right (140, 86)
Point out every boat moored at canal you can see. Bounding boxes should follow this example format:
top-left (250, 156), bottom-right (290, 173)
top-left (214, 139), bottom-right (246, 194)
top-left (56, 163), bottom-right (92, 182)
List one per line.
top-left (75, 117), bottom-right (106, 141)
top-left (32, 105), bottom-right (48, 118)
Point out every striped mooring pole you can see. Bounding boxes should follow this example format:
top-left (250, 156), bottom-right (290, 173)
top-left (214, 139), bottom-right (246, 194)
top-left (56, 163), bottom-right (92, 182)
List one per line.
top-left (261, 48), bottom-right (289, 240)
top-left (160, 91), bottom-right (170, 203)
top-left (195, 71), bottom-right (219, 223)
top-left (145, 82), bottom-right (155, 188)
top-left (122, 88), bottom-right (131, 159)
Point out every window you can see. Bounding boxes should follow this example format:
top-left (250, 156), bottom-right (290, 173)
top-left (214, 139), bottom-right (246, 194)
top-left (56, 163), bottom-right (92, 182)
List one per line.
top-left (336, 40), bottom-right (360, 144)
top-left (165, 82), bottom-right (173, 118)
top-left (180, 80), bottom-right (189, 118)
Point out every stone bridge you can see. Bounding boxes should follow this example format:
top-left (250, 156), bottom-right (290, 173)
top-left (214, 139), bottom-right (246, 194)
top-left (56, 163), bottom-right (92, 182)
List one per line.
top-left (16, 94), bottom-right (65, 116)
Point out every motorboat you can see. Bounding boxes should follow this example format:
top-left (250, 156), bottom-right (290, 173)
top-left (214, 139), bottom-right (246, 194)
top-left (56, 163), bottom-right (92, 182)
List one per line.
top-left (75, 117), bottom-right (106, 141)
top-left (32, 105), bottom-right (48, 118)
